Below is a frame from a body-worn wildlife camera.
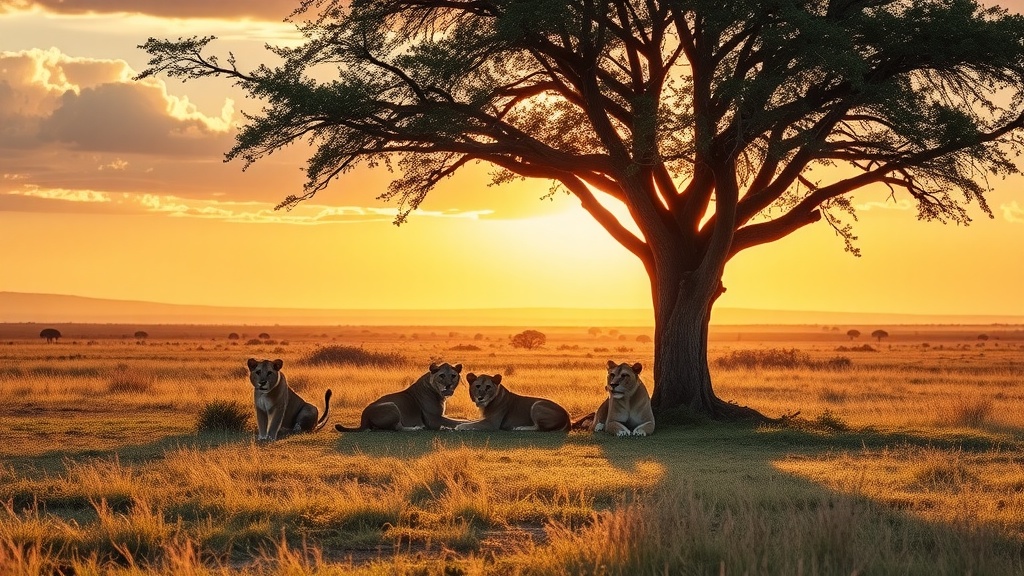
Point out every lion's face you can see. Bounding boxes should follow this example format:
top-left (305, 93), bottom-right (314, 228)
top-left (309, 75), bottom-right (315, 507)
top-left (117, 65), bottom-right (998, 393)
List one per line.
top-left (248, 358), bottom-right (284, 394)
top-left (427, 362), bottom-right (463, 397)
top-left (465, 373), bottom-right (502, 408)
top-left (606, 360), bottom-right (643, 399)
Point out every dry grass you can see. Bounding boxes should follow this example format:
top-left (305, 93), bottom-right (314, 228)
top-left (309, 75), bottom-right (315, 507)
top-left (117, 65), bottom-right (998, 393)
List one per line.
top-left (0, 324), bottom-right (1022, 574)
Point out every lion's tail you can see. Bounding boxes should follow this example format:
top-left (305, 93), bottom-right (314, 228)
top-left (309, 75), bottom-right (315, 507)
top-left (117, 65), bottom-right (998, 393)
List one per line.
top-left (313, 389), bottom-right (333, 432)
top-left (570, 412), bottom-right (596, 431)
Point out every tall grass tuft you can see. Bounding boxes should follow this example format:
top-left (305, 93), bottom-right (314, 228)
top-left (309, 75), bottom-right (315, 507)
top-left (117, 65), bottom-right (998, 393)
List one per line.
top-left (714, 348), bottom-right (852, 370)
top-left (943, 396), bottom-right (994, 428)
top-left (107, 370), bottom-right (156, 394)
top-left (196, 400), bottom-right (251, 433)
top-left (300, 345), bottom-right (406, 368)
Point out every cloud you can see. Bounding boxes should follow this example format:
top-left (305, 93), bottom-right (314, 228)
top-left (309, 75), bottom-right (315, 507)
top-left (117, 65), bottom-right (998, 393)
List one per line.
top-left (853, 198), bottom-right (914, 211)
top-left (0, 0), bottom-right (301, 21)
top-left (1002, 201), bottom-right (1024, 223)
top-left (1, 187), bottom-right (494, 224)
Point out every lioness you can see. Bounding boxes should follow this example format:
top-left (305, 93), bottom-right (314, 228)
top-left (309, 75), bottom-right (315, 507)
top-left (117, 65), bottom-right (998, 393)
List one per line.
top-left (454, 373), bottom-right (570, 432)
top-left (335, 362), bottom-right (466, 431)
top-left (247, 358), bottom-right (332, 441)
top-left (593, 360), bottom-right (655, 436)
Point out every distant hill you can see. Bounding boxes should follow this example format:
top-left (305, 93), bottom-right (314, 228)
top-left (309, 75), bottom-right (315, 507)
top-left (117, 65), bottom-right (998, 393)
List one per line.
top-left (1, 291), bottom-right (1022, 326)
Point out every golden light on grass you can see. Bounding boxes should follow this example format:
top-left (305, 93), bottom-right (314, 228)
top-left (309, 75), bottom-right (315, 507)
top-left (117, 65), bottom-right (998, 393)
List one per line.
top-left (0, 325), bottom-right (1022, 574)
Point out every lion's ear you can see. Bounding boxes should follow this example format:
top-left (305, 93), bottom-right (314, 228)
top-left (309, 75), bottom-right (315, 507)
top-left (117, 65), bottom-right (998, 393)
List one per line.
top-left (247, 358), bottom-right (258, 370)
top-left (632, 362), bottom-right (643, 375)
top-left (272, 359), bottom-right (284, 370)
top-left (607, 360), bottom-right (617, 371)
top-left (492, 374), bottom-right (502, 385)
top-left (466, 373), bottom-right (477, 384)
top-left (429, 363), bottom-right (440, 373)
top-left (453, 363), bottom-right (463, 373)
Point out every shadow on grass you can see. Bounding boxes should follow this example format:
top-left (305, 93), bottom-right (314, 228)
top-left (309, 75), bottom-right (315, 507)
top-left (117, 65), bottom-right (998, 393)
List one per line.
top-left (568, 421), bottom-right (1024, 575)
top-left (332, 428), bottom-right (571, 458)
top-left (5, 430), bottom-right (253, 479)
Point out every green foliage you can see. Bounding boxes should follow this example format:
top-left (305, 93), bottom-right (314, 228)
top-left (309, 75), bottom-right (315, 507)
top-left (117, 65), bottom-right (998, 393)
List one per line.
top-left (300, 345), bottom-right (406, 367)
top-left (196, 400), bottom-right (251, 432)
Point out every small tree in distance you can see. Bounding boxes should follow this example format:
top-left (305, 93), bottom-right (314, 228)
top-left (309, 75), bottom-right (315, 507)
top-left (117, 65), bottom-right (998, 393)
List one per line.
top-left (134, 331), bottom-right (148, 341)
top-left (40, 328), bottom-right (61, 343)
top-left (258, 332), bottom-right (271, 340)
top-left (847, 330), bottom-right (861, 341)
top-left (587, 327), bottom-right (601, 337)
top-left (872, 330), bottom-right (889, 343)
top-left (228, 333), bottom-right (240, 341)
top-left (510, 330), bottom-right (546, 350)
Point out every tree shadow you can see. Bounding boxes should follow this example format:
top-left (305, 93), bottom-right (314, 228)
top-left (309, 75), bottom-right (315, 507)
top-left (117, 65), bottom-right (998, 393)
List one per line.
top-left (581, 422), bottom-right (1024, 573)
top-left (332, 428), bottom-right (572, 459)
top-left (6, 431), bottom-right (253, 478)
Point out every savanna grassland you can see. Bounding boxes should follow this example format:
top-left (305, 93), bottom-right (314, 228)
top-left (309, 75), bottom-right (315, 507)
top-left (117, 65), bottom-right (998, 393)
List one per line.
top-left (1, 323), bottom-right (1022, 575)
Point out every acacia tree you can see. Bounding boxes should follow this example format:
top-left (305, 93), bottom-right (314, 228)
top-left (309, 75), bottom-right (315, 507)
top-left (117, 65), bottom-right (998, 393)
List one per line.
top-left (138, 0), bottom-right (1024, 420)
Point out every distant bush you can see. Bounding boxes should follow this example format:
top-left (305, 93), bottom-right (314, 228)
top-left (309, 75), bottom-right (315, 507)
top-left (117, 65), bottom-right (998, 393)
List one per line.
top-left (636, 335), bottom-right (652, 343)
top-left (450, 344), bottom-right (482, 351)
top-left (557, 344), bottom-right (580, 351)
top-left (615, 346), bottom-right (633, 353)
top-left (835, 344), bottom-right (877, 353)
top-left (300, 345), bottom-right (406, 367)
top-left (510, 330), bottom-right (546, 350)
top-left (593, 347), bottom-right (609, 353)
top-left (196, 400), bottom-right (250, 432)
top-left (258, 332), bottom-right (270, 340)
top-left (245, 338), bottom-right (262, 345)
top-left (713, 348), bottom-right (852, 370)
top-left (227, 333), bottom-right (240, 340)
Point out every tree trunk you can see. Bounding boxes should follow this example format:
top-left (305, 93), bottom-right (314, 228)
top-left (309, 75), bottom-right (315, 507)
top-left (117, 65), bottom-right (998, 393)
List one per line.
top-left (650, 267), bottom-right (768, 422)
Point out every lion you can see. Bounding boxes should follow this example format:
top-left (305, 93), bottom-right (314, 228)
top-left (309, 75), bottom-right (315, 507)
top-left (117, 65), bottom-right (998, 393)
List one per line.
top-left (335, 362), bottom-right (466, 431)
top-left (593, 360), bottom-right (655, 436)
top-left (454, 373), bottom-right (570, 432)
top-left (247, 358), bottom-right (332, 441)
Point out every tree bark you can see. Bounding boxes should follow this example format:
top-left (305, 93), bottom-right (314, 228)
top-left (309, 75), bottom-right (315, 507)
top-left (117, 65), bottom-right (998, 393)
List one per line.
top-left (650, 267), bottom-right (768, 422)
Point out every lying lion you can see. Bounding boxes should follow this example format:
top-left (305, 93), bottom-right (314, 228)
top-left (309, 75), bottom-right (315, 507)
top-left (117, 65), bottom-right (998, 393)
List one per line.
top-left (454, 373), bottom-right (570, 432)
top-left (335, 362), bottom-right (466, 431)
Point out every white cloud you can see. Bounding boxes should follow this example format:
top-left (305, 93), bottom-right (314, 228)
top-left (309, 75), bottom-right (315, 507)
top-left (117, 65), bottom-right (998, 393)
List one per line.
top-left (2, 187), bottom-right (494, 224)
top-left (854, 198), bottom-right (914, 211)
top-left (0, 47), bottom-right (234, 154)
top-left (1001, 201), bottom-right (1024, 223)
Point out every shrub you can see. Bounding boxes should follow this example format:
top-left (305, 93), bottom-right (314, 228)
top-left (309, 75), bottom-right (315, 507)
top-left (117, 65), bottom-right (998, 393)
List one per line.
top-left (227, 333), bottom-right (240, 340)
top-left (713, 348), bottom-right (852, 370)
top-left (636, 335), bottom-right (652, 343)
top-left (510, 330), bottom-right (546, 349)
top-left (450, 344), bottom-right (482, 351)
top-left (196, 400), bottom-right (251, 432)
top-left (258, 332), bottom-right (270, 340)
top-left (300, 345), bottom-right (406, 367)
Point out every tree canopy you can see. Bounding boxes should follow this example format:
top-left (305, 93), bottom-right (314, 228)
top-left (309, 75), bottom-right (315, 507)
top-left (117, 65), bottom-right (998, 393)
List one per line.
top-left (138, 0), bottom-right (1024, 419)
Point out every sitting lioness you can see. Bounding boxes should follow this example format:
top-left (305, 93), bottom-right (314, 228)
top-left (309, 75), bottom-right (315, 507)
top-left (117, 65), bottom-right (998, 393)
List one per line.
top-left (454, 373), bottom-right (570, 432)
top-left (247, 358), bottom-right (332, 441)
top-left (335, 362), bottom-right (466, 431)
top-left (593, 360), bottom-right (655, 436)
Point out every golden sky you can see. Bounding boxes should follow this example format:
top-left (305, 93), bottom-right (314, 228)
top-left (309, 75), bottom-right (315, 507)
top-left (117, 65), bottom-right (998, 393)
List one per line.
top-left (0, 1), bottom-right (1022, 318)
